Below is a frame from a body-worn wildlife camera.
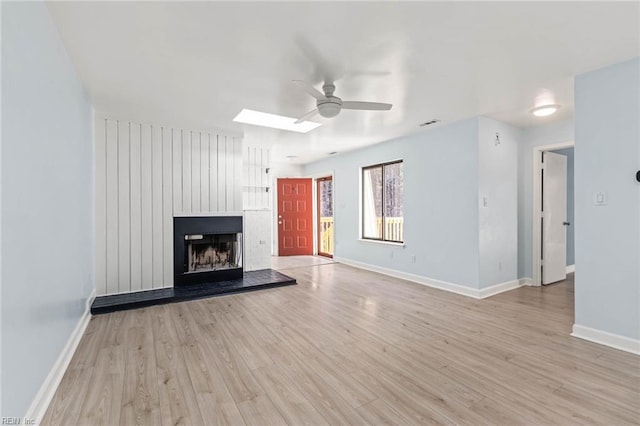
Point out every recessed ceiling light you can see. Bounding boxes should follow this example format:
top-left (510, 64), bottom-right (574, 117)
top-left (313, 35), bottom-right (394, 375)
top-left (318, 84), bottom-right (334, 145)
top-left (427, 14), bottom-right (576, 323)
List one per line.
top-left (530, 104), bottom-right (561, 117)
top-left (233, 109), bottom-right (321, 133)
top-left (285, 155), bottom-right (298, 161)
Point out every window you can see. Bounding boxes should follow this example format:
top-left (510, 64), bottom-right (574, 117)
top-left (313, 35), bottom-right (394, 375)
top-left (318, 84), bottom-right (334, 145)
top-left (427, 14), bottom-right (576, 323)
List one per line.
top-left (362, 160), bottom-right (404, 242)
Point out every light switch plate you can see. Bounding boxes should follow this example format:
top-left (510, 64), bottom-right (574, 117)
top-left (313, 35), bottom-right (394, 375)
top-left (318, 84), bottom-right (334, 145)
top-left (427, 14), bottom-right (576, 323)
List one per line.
top-left (594, 191), bottom-right (607, 206)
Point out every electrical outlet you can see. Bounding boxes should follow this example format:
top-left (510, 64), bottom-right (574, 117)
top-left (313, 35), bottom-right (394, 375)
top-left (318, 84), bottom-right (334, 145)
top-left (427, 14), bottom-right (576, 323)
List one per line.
top-left (411, 255), bottom-right (417, 264)
top-left (390, 251), bottom-right (394, 259)
top-left (498, 261), bottom-right (502, 271)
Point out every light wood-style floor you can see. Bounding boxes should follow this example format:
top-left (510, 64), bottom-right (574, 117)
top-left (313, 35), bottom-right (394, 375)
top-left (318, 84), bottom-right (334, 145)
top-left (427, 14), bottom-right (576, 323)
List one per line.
top-left (43, 257), bottom-right (640, 425)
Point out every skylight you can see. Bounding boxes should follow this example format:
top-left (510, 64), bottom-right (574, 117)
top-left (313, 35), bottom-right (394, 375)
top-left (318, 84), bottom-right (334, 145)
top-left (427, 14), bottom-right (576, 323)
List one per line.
top-left (233, 109), bottom-right (321, 133)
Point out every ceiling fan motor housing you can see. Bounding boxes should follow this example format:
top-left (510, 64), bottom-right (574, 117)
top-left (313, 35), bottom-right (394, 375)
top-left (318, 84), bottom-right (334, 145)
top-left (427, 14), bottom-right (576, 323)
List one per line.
top-left (317, 96), bottom-right (342, 118)
top-left (292, 80), bottom-right (392, 123)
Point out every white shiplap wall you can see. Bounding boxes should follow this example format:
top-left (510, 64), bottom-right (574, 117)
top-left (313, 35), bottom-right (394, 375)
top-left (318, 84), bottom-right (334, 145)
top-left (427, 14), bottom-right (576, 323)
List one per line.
top-left (96, 117), bottom-right (242, 295)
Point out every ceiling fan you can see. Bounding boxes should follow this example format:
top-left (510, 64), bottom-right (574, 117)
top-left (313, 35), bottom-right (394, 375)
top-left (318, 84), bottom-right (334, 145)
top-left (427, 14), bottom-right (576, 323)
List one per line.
top-left (293, 80), bottom-right (392, 124)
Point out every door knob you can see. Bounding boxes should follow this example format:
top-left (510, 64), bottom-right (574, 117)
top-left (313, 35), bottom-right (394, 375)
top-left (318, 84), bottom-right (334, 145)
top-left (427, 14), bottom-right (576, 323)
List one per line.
top-left (278, 221), bottom-right (282, 225)
top-left (563, 221), bottom-right (571, 226)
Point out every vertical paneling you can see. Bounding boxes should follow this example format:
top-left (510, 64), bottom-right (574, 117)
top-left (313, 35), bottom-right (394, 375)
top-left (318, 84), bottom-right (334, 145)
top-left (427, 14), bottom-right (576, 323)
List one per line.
top-left (117, 121), bottom-right (131, 293)
top-left (105, 119), bottom-right (119, 295)
top-left (152, 125), bottom-right (164, 288)
top-left (140, 124), bottom-right (153, 290)
top-left (162, 127), bottom-right (173, 287)
top-left (191, 131), bottom-right (201, 212)
top-left (201, 133), bottom-right (210, 212)
top-left (172, 129), bottom-right (183, 212)
top-left (210, 134), bottom-right (218, 211)
top-left (234, 138), bottom-right (243, 211)
top-left (242, 146), bottom-right (249, 210)
top-left (95, 118), bottom-right (107, 295)
top-left (218, 136), bottom-right (227, 211)
top-left (182, 131), bottom-right (192, 213)
top-left (226, 137), bottom-right (234, 211)
top-left (129, 123), bottom-right (142, 292)
top-left (97, 118), bottom-right (243, 295)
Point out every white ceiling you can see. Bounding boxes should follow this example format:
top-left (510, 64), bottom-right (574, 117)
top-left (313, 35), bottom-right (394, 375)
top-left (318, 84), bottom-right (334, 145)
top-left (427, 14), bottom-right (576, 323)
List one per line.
top-left (47, 1), bottom-right (639, 164)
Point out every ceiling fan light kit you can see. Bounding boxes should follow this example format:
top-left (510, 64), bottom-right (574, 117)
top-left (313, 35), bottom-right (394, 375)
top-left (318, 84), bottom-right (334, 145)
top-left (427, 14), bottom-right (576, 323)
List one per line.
top-left (293, 80), bottom-right (392, 124)
top-left (318, 101), bottom-right (341, 118)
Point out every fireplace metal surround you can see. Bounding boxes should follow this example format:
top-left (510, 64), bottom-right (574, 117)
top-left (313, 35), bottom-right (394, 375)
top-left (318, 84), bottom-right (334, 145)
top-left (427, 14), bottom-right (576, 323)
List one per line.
top-left (174, 216), bottom-right (243, 286)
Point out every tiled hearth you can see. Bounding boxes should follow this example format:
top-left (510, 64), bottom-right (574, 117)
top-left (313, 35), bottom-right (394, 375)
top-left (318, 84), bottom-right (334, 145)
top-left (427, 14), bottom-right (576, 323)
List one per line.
top-left (91, 269), bottom-right (296, 314)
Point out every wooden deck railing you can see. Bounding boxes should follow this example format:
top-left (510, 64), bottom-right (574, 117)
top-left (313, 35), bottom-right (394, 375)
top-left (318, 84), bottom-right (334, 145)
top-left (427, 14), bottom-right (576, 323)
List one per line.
top-left (320, 217), bottom-right (334, 254)
top-left (320, 217), bottom-right (404, 253)
top-left (378, 217), bottom-right (404, 242)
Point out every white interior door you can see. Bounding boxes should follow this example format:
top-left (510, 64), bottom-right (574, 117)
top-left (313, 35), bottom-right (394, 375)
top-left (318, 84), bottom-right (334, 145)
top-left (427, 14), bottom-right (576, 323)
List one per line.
top-left (542, 151), bottom-right (568, 284)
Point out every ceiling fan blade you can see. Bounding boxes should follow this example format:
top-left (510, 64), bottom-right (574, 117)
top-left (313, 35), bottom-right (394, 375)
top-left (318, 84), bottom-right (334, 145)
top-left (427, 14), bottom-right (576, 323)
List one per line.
top-left (342, 101), bottom-right (392, 111)
top-left (294, 35), bottom-right (342, 83)
top-left (293, 80), bottom-right (327, 101)
top-left (294, 109), bottom-right (319, 124)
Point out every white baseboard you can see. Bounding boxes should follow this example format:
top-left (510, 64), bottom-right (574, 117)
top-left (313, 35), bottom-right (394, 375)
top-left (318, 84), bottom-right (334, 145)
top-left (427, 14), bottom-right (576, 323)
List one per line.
top-left (519, 277), bottom-right (534, 286)
top-left (25, 289), bottom-right (95, 423)
top-left (478, 279), bottom-right (522, 299)
top-left (566, 264), bottom-right (575, 274)
top-left (571, 324), bottom-right (640, 355)
top-left (334, 257), bottom-right (522, 299)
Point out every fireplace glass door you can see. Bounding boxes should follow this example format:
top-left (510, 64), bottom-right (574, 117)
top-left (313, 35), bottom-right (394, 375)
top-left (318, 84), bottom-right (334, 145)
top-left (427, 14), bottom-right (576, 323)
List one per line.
top-left (185, 233), bottom-right (242, 273)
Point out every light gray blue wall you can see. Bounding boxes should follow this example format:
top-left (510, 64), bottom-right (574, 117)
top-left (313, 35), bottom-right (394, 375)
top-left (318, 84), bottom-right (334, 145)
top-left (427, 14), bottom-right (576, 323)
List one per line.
top-left (517, 119), bottom-right (574, 279)
top-left (574, 58), bottom-right (639, 340)
top-left (304, 118), bottom-right (481, 289)
top-left (478, 117), bottom-right (520, 288)
top-left (550, 147), bottom-right (575, 266)
top-left (1, 2), bottom-right (94, 416)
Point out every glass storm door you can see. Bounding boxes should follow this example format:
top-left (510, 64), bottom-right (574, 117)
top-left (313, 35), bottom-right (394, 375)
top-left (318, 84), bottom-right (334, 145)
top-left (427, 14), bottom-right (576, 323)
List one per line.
top-left (317, 176), bottom-right (334, 257)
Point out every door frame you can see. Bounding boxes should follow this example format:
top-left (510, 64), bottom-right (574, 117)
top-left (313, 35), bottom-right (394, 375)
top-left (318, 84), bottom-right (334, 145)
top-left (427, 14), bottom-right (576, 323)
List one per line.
top-left (305, 170), bottom-right (334, 256)
top-left (532, 140), bottom-right (574, 286)
top-left (316, 175), bottom-right (334, 258)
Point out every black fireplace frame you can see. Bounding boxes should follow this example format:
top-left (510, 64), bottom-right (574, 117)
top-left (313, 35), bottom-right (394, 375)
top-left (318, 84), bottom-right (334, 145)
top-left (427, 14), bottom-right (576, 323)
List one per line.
top-left (174, 216), bottom-right (243, 286)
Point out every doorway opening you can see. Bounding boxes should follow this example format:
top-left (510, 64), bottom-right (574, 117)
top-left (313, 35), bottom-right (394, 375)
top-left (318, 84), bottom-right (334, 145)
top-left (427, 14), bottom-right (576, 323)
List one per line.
top-left (316, 176), bottom-right (334, 258)
top-left (532, 142), bottom-right (575, 286)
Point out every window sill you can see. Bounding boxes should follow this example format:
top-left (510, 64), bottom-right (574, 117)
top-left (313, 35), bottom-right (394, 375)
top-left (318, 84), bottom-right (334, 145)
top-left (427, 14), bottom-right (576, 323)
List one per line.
top-left (358, 238), bottom-right (405, 247)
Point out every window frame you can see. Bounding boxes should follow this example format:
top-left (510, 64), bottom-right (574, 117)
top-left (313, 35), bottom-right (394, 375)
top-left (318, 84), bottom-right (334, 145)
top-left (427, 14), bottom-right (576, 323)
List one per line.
top-left (361, 159), bottom-right (404, 243)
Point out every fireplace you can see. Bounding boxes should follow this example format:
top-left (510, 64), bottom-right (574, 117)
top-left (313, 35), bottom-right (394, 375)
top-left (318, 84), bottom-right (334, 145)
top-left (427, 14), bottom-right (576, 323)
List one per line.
top-left (174, 216), bottom-right (243, 286)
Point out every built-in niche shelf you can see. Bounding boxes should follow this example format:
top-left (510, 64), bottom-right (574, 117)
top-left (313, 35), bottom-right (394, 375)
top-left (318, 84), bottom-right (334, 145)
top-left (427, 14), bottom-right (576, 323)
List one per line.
top-left (243, 146), bottom-right (271, 210)
top-left (243, 185), bottom-right (269, 192)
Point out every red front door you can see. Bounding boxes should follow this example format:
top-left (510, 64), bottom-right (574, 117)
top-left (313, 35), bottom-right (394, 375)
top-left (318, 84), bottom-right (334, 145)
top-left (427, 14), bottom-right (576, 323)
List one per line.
top-left (277, 178), bottom-right (313, 256)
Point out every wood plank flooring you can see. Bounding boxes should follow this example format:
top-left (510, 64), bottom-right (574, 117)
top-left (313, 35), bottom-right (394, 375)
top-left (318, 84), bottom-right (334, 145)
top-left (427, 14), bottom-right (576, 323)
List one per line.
top-left (43, 258), bottom-right (640, 425)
